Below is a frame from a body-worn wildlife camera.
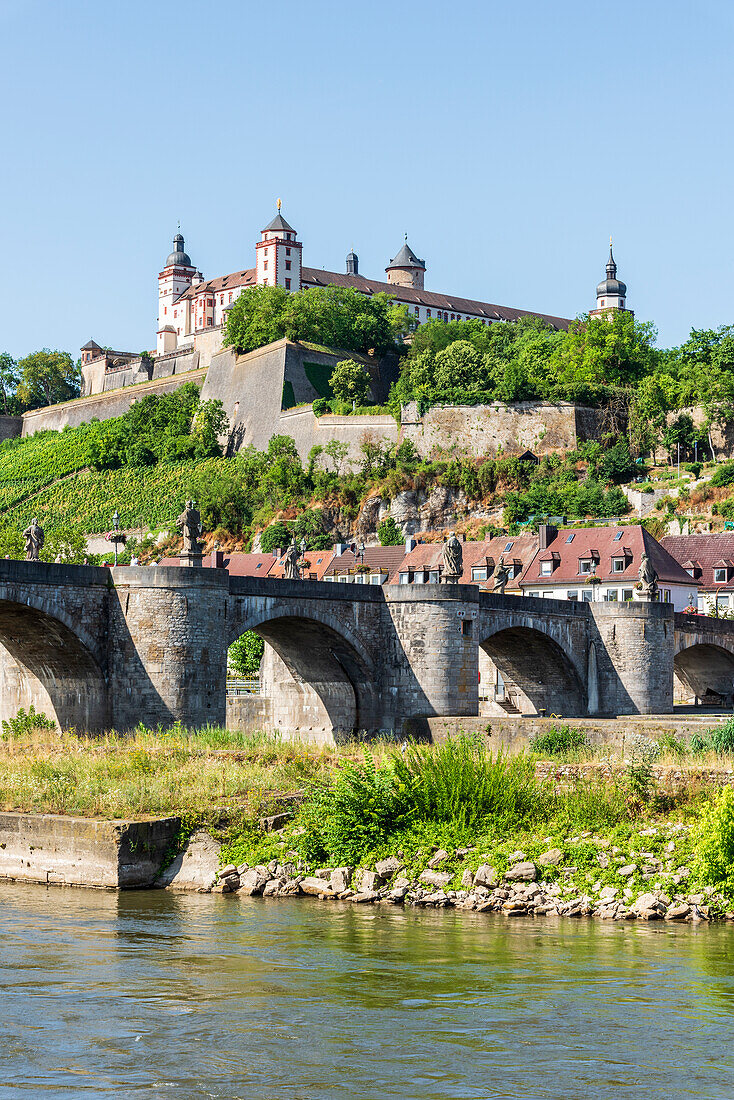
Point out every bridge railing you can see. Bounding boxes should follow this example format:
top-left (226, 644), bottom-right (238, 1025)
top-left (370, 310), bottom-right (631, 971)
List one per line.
top-left (226, 679), bottom-right (260, 696)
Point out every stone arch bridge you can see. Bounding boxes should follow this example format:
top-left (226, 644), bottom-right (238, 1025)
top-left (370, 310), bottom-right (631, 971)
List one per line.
top-left (0, 559), bottom-right (729, 736)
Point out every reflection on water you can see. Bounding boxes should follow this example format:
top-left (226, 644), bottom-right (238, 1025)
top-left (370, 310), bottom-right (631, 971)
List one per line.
top-left (0, 884), bottom-right (733, 1099)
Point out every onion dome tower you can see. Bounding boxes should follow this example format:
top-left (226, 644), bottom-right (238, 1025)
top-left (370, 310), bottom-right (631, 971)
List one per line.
top-left (592, 239), bottom-right (630, 315)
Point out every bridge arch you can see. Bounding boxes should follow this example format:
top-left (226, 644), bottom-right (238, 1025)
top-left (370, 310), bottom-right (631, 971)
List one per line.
top-left (674, 637), bottom-right (734, 704)
top-left (228, 604), bottom-right (379, 738)
top-left (479, 623), bottom-right (587, 717)
top-left (0, 598), bottom-right (108, 732)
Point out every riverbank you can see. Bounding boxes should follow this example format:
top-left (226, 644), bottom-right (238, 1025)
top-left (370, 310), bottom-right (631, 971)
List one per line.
top-left (2, 720), bottom-right (734, 917)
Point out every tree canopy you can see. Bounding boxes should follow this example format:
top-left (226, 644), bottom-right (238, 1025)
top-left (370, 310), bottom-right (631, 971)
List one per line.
top-left (16, 349), bottom-right (81, 409)
top-left (222, 284), bottom-right (411, 357)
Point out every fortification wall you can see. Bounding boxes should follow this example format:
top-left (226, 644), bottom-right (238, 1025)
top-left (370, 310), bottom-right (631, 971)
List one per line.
top-left (20, 368), bottom-right (207, 436)
top-left (401, 400), bottom-right (595, 459)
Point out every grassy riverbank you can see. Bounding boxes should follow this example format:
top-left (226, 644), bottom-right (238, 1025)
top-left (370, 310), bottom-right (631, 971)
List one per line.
top-left (3, 721), bottom-right (734, 910)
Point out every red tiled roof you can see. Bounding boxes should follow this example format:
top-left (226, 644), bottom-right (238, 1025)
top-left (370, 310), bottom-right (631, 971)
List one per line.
top-left (661, 533), bottom-right (734, 591)
top-left (157, 552), bottom-right (276, 577)
top-left (388, 535), bottom-right (539, 587)
top-left (270, 549), bottom-right (335, 580)
top-left (174, 265), bottom-right (571, 329)
top-left (522, 526), bottom-right (695, 587)
top-left (324, 545), bottom-right (407, 578)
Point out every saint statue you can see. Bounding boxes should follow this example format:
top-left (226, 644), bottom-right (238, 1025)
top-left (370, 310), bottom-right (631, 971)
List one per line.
top-left (442, 531), bottom-right (463, 583)
top-left (638, 551), bottom-right (659, 601)
top-left (492, 556), bottom-right (509, 595)
top-left (23, 518), bottom-right (44, 562)
top-left (176, 500), bottom-right (203, 556)
top-left (283, 541), bottom-right (301, 580)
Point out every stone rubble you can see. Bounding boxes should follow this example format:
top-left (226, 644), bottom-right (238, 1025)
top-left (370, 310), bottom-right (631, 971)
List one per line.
top-left (166, 824), bottom-right (728, 926)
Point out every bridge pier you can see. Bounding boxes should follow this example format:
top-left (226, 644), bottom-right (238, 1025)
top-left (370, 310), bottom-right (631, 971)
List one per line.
top-left (108, 568), bottom-right (229, 731)
top-left (589, 602), bottom-right (674, 715)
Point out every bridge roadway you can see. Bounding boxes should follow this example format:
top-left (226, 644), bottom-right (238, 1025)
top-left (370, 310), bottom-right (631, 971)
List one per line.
top-left (0, 559), bottom-right (732, 736)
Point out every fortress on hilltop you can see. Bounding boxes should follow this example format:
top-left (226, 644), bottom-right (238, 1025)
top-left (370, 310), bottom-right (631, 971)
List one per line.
top-left (78, 205), bottom-right (631, 399)
top-left (0, 210), bottom-right (631, 466)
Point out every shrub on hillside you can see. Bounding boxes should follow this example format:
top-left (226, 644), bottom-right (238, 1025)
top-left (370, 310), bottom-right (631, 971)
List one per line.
top-left (530, 725), bottom-right (589, 756)
top-left (711, 462), bottom-right (734, 488)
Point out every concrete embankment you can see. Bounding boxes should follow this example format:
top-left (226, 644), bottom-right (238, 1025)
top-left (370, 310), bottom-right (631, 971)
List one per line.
top-left (0, 812), bottom-right (180, 888)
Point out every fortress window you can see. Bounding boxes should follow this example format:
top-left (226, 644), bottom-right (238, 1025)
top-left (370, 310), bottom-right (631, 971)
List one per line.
top-left (286, 261), bottom-right (291, 270)
top-left (426, 309), bottom-right (432, 317)
top-left (286, 247), bottom-right (291, 255)
top-left (285, 279), bottom-right (291, 290)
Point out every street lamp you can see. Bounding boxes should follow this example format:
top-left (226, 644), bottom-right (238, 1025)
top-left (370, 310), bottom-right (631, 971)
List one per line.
top-left (112, 510), bottom-right (120, 566)
top-left (358, 541), bottom-right (365, 564)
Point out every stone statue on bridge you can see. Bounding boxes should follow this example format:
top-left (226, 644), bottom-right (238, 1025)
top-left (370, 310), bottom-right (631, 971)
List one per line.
top-left (23, 518), bottom-right (44, 562)
top-left (637, 551), bottom-right (659, 601)
top-left (442, 532), bottom-right (463, 584)
top-left (177, 500), bottom-right (203, 566)
top-left (283, 541), bottom-right (301, 580)
top-left (492, 556), bottom-right (509, 595)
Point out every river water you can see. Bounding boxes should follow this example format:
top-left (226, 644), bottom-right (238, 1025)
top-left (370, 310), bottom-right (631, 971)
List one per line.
top-left (1, 885), bottom-right (734, 1099)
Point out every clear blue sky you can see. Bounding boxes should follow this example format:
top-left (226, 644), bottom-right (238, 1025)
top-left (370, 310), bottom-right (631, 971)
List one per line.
top-left (1, 0), bottom-right (732, 359)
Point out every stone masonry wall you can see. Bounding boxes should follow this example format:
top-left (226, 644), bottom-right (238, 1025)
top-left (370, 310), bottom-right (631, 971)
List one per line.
top-left (0, 812), bottom-right (180, 888)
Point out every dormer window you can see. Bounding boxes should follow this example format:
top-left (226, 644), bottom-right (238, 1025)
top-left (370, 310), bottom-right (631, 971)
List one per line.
top-left (612, 558), bottom-right (625, 573)
top-left (540, 561), bottom-right (553, 576)
top-left (715, 567), bottom-right (728, 583)
top-left (578, 559), bottom-right (594, 574)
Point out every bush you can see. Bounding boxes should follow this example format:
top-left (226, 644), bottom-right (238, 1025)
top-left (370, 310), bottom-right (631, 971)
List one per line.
top-left (297, 750), bottom-right (414, 865)
top-left (260, 521), bottom-right (292, 554)
top-left (530, 725), bottom-right (589, 756)
top-left (391, 736), bottom-right (543, 830)
top-left (1, 706), bottom-right (56, 737)
top-left (377, 516), bottom-right (404, 546)
top-left (692, 785), bottom-right (734, 894)
top-left (312, 398), bottom-right (329, 417)
top-left (711, 462), bottom-right (734, 487)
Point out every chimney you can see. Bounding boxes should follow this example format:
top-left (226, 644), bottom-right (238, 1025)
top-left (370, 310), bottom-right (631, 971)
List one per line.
top-left (213, 550), bottom-right (224, 568)
top-left (335, 542), bottom-right (346, 556)
top-left (405, 536), bottom-right (417, 552)
top-left (273, 546), bottom-right (282, 558)
top-left (538, 524), bottom-right (558, 550)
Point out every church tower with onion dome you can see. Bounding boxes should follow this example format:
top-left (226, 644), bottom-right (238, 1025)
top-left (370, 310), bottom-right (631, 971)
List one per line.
top-left (590, 239), bottom-right (632, 318)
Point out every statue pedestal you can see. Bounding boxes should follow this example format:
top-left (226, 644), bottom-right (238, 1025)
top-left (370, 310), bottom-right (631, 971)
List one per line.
top-left (442, 573), bottom-right (460, 585)
top-left (179, 552), bottom-right (204, 569)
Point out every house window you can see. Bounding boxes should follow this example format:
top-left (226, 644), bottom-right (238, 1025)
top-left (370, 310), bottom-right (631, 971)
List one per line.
top-left (566, 533), bottom-right (575, 543)
top-left (578, 559), bottom-right (593, 574)
top-left (622, 589), bottom-right (634, 601)
top-left (542, 591), bottom-right (553, 599)
top-left (399, 572), bottom-right (411, 585)
top-left (504, 542), bottom-right (514, 552)
top-left (715, 568), bottom-right (728, 583)
top-left (471, 567), bottom-right (488, 581)
top-left (369, 574), bottom-right (381, 585)
top-left (686, 568), bottom-right (694, 576)
top-left (540, 561), bottom-right (553, 576)
top-left (428, 570), bottom-right (439, 583)
top-left (207, 319), bottom-right (212, 326)
top-left (605, 590), bottom-right (618, 601)
top-left (582, 590), bottom-right (593, 602)
top-left (717, 595), bottom-right (730, 609)
top-left (613, 531), bottom-right (623, 541)
top-left (229, 293), bottom-right (233, 303)
top-left (567, 590), bottom-right (578, 601)
top-left (612, 558), bottom-right (625, 573)
top-left (601, 299), bottom-right (605, 306)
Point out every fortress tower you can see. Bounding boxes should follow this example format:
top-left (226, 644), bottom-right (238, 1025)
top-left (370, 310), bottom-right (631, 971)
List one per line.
top-left (255, 202), bottom-right (302, 291)
top-left (157, 232), bottom-right (200, 354)
top-left (385, 236), bottom-right (426, 290)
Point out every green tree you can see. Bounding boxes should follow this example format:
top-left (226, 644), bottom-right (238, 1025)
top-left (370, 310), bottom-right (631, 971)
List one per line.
top-left (228, 631), bottom-right (265, 678)
top-left (223, 284), bottom-right (409, 357)
top-left (191, 399), bottom-right (229, 457)
top-left (0, 353), bottom-right (20, 415)
top-left (378, 516), bottom-right (404, 545)
top-left (293, 508), bottom-right (332, 550)
top-left (323, 438), bottom-right (350, 474)
top-left (550, 312), bottom-right (658, 396)
top-left (260, 520), bottom-right (292, 554)
top-left (16, 349), bottom-right (80, 409)
top-left (329, 359), bottom-right (372, 405)
top-left (433, 340), bottom-right (488, 392)
top-left (188, 464), bottom-right (250, 532)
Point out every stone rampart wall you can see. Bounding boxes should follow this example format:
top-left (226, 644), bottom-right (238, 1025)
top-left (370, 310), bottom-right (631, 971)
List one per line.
top-left (20, 368), bottom-right (207, 436)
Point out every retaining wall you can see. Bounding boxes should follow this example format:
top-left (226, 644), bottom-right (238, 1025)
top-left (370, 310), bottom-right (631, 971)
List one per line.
top-left (0, 812), bottom-right (180, 888)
